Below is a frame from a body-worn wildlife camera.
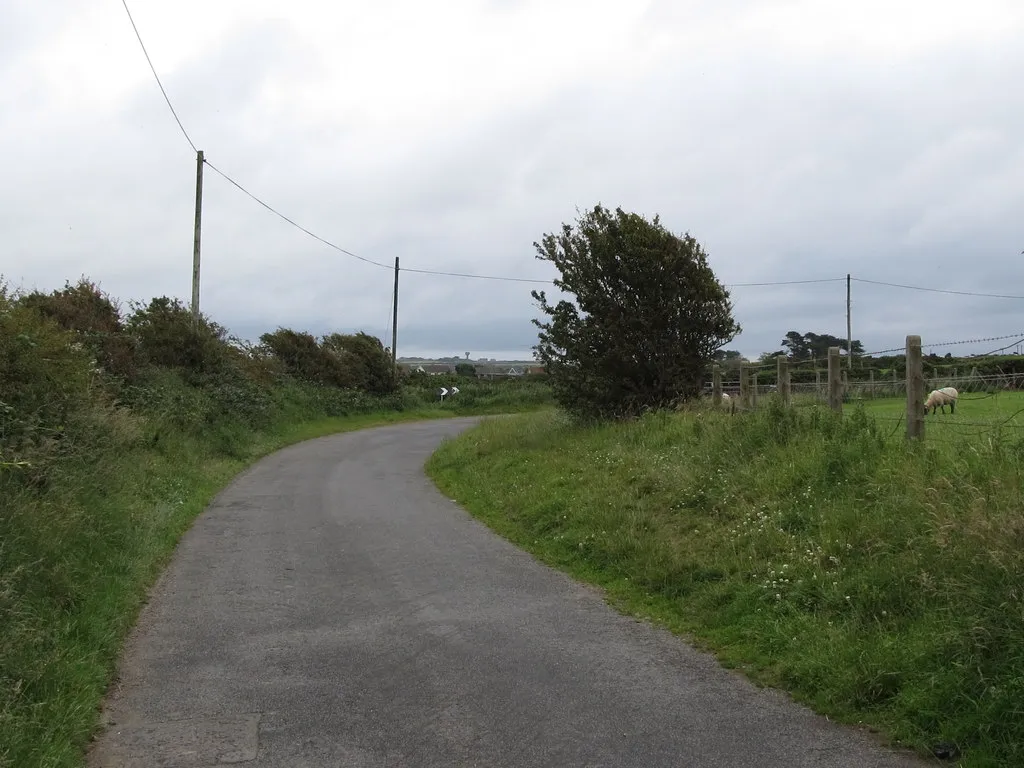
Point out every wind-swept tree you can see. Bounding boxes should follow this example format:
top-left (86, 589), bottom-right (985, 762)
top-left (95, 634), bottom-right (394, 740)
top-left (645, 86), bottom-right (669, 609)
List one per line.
top-left (531, 204), bottom-right (740, 419)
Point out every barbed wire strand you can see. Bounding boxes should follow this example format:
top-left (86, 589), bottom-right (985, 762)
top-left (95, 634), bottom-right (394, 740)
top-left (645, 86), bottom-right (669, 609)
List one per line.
top-left (859, 332), bottom-right (1024, 357)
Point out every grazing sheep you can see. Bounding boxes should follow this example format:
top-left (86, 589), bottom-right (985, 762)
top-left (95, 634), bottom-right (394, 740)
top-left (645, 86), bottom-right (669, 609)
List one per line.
top-left (925, 386), bottom-right (958, 415)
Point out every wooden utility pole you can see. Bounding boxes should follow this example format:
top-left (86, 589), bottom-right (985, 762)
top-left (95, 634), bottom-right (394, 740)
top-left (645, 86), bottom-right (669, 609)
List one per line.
top-left (391, 257), bottom-right (400, 364)
top-left (846, 273), bottom-right (852, 369)
top-left (906, 335), bottom-right (925, 440)
top-left (191, 150), bottom-right (204, 324)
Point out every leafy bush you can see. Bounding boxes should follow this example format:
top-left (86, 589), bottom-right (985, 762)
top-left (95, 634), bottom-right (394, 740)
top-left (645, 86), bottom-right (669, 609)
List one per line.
top-left (18, 279), bottom-right (140, 380)
top-left (126, 297), bottom-right (231, 376)
top-left (322, 332), bottom-right (397, 395)
top-left (0, 288), bottom-right (98, 479)
top-left (259, 328), bottom-right (354, 388)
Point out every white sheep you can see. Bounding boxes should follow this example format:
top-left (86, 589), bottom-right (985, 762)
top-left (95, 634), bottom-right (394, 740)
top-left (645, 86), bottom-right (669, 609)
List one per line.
top-left (924, 386), bottom-right (958, 415)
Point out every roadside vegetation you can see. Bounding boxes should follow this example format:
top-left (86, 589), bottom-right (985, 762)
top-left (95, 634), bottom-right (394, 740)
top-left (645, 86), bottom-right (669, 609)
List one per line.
top-left (428, 206), bottom-right (1022, 766)
top-left (427, 404), bottom-right (1024, 767)
top-left (0, 277), bottom-right (550, 768)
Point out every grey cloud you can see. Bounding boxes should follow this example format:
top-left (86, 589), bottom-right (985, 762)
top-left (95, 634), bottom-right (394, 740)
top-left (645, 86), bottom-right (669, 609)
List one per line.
top-left (5, 3), bottom-right (1024, 364)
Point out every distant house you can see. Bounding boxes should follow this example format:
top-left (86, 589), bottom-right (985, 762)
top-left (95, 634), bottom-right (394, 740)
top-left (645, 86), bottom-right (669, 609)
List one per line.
top-left (403, 363), bottom-right (455, 375)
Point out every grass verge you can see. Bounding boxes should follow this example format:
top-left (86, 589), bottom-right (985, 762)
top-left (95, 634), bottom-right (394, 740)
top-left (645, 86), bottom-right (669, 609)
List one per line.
top-left (426, 403), bottom-right (1024, 767)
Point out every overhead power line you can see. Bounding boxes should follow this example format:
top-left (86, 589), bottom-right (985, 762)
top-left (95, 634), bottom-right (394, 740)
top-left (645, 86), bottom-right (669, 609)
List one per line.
top-left (204, 161), bottom-right (565, 282)
top-left (203, 160), bottom-right (392, 270)
top-left (725, 277), bottom-right (846, 287)
top-left (852, 277), bottom-right (1024, 300)
top-left (116, 5), bottom-right (1024, 296)
top-left (400, 266), bottom-right (552, 284)
top-left (120, 0), bottom-right (196, 153)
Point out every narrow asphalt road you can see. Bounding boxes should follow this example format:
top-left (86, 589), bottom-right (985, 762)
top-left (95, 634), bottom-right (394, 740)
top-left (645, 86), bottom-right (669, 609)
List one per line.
top-left (89, 418), bottom-right (933, 768)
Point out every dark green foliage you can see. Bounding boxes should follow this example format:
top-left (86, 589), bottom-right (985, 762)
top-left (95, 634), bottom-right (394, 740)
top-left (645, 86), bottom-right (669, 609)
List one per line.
top-left (455, 363), bottom-right (476, 377)
top-left (0, 288), bottom-right (105, 487)
top-left (126, 297), bottom-right (230, 376)
top-left (259, 328), bottom-right (354, 388)
top-left (532, 204), bottom-right (740, 419)
top-left (322, 332), bottom-right (397, 395)
top-left (781, 331), bottom-right (864, 360)
top-left (18, 279), bottom-right (141, 379)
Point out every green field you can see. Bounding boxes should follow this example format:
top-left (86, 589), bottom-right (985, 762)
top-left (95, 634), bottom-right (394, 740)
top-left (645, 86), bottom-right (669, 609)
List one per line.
top-left (746, 391), bottom-right (1024, 442)
top-left (854, 391), bottom-right (1024, 439)
top-left (427, 403), bottom-right (1024, 767)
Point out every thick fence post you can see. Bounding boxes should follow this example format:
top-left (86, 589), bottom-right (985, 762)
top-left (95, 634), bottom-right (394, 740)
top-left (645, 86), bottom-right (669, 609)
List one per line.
top-left (777, 356), bottom-right (791, 406)
top-left (869, 368), bottom-right (875, 399)
top-left (712, 364), bottom-right (722, 406)
top-left (751, 370), bottom-right (759, 408)
top-left (739, 364), bottom-right (748, 409)
top-left (906, 335), bottom-right (925, 440)
top-left (828, 346), bottom-right (843, 414)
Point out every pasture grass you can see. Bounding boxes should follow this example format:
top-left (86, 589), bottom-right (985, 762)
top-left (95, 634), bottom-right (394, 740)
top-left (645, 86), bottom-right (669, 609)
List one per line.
top-left (0, 375), bottom-right (550, 768)
top-left (854, 391), bottom-right (1024, 440)
top-left (427, 402), bottom-right (1024, 767)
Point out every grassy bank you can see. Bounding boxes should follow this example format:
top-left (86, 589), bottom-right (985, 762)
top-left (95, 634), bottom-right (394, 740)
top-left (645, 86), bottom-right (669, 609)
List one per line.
top-left (427, 403), bottom-right (1024, 767)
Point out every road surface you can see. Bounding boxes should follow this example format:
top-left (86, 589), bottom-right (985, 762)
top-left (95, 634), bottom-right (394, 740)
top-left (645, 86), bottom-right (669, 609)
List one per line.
top-left (89, 418), bottom-right (933, 767)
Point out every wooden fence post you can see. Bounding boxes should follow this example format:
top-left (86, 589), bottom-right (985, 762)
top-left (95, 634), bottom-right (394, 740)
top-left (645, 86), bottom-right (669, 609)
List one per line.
top-left (739, 364), bottom-right (748, 409)
top-left (815, 369), bottom-right (822, 399)
top-left (712, 364), bottom-right (722, 407)
top-left (869, 368), bottom-right (875, 399)
top-left (906, 335), bottom-right (925, 440)
top-left (751, 370), bottom-right (759, 408)
top-left (828, 346), bottom-right (843, 414)
top-left (777, 356), bottom-right (791, 406)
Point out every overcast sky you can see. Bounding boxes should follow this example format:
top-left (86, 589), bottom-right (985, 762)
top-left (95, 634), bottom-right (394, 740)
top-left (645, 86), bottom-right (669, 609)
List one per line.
top-left (3, 0), bottom-right (1023, 361)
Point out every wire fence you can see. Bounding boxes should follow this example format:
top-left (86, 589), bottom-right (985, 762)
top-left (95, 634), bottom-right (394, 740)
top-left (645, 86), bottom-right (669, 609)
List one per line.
top-left (703, 335), bottom-right (1024, 442)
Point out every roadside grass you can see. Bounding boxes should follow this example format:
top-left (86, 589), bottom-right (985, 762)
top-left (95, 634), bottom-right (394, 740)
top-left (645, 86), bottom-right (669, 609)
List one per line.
top-left (426, 403), bottom-right (1024, 767)
top-left (0, 373), bottom-right (550, 768)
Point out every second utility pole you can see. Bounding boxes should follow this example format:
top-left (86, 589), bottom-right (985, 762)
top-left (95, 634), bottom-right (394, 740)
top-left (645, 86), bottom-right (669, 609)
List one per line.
top-left (391, 257), bottom-right (399, 364)
top-left (191, 150), bottom-right (204, 325)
